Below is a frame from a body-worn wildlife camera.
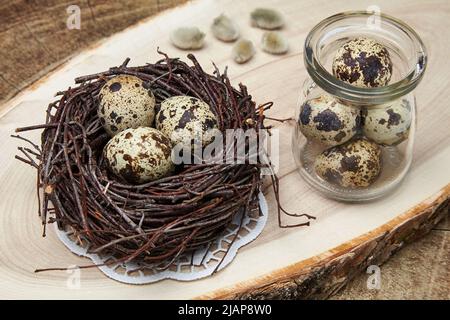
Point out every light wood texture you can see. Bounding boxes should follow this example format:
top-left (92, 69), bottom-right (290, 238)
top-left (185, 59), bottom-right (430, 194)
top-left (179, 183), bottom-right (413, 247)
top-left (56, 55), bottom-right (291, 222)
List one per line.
top-left (0, 0), bottom-right (449, 299)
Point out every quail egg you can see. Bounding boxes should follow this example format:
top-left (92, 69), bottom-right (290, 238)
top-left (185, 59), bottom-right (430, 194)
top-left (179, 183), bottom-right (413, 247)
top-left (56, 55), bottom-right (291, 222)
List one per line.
top-left (211, 14), bottom-right (240, 42)
top-left (362, 98), bottom-right (412, 146)
top-left (315, 138), bottom-right (382, 188)
top-left (98, 75), bottom-right (156, 136)
top-left (332, 37), bottom-right (393, 87)
top-left (298, 94), bottom-right (361, 146)
top-left (250, 8), bottom-right (284, 30)
top-left (104, 127), bottom-right (174, 184)
top-left (156, 96), bottom-right (219, 148)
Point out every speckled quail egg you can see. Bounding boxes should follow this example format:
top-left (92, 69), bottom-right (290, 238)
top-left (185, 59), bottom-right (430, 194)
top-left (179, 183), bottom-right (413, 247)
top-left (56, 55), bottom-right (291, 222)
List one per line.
top-left (98, 75), bottom-right (155, 136)
top-left (298, 94), bottom-right (361, 146)
top-left (104, 127), bottom-right (174, 184)
top-left (362, 98), bottom-right (412, 146)
top-left (250, 8), bottom-right (284, 30)
top-left (315, 138), bottom-right (382, 188)
top-left (332, 37), bottom-right (393, 88)
top-left (156, 96), bottom-right (219, 148)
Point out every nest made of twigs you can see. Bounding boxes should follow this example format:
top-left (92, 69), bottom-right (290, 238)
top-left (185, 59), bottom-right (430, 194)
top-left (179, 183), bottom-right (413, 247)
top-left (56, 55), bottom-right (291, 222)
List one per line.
top-left (15, 52), bottom-right (315, 273)
top-left (13, 53), bottom-right (264, 271)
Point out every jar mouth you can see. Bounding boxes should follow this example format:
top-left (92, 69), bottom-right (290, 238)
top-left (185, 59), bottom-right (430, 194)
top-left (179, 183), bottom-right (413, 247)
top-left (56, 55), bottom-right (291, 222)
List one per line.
top-left (304, 11), bottom-right (427, 105)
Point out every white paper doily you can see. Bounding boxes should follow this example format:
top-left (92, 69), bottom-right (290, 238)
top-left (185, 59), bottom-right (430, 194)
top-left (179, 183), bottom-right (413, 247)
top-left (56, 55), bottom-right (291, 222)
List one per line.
top-left (55, 192), bottom-right (268, 284)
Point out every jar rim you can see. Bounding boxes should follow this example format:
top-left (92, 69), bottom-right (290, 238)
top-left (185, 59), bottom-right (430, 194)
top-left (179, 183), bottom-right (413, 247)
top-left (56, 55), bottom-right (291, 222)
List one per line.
top-left (304, 11), bottom-right (427, 104)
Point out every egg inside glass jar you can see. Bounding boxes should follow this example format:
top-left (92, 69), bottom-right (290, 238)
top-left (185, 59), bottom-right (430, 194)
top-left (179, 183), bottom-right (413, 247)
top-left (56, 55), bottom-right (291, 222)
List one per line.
top-left (332, 37), bottom-right (393, 88)
top-left (315, 138), bottom-right (382, 188)
top-left (104, 127), bottom-right (174, 184)
top-left (155, 96), bottom-right (219, 149)
top-left (298, 94), bottom-right (360, 146)
top-left (362, 98), bottom-right (412, 146)
top-left (98, 75), bottom-right (156, 136)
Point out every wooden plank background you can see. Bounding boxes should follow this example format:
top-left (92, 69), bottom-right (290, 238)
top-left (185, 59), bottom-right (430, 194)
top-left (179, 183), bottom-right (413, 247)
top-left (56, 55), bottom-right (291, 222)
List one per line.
top-left (0, 0), bottom-right (186, 104)
top-left (0, 0), bottom-right (449, 299)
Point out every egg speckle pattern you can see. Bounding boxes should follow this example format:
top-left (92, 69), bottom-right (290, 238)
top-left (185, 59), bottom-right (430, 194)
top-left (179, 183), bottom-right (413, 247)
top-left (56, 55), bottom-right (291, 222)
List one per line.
top-left (298, 94), bottom-right (360, 146)
top-left (98, 75), bottom-right (155, 136)
top-left (104, 127), bottom-right (174, 184)
top-left (362, 98), bottom-right (412, 146)
top-left (156, 96), bottom-right (219, 148)
top-left (315, 138), bottom-right (382, 188)
top-left (332, 37), bottom-right (393, 87)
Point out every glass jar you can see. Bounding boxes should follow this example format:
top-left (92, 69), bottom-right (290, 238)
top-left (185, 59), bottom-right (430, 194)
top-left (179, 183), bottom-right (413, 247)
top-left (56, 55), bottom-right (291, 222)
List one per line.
top-left (292, 11), bottom-right (427, 201)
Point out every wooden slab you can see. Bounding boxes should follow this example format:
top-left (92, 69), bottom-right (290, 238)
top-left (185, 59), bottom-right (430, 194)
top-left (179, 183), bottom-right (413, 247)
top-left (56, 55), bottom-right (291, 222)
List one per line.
top-left (0, 0), bottom-right (449, 299)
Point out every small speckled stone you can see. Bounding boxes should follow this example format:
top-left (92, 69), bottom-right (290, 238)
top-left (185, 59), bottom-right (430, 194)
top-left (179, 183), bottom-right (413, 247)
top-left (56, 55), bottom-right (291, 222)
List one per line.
top-left (298, 94), bottom-right (360, 146)
top-left (232, 39), bottom-right (256, 63)
top-left (362, 98), bottom-right (412, 146)
top-left (315, 138), bottom-right (382, 188)
top-left (98, 75), bottom-right (155, 136)
top-left (211, 14), bottom-right (239, 42)
top-left (261, 31), bottom-right (288, 54)
top-left (156, 96), bottom-right (219, 148)
top-left (104, 127), bottom-right (174, 184)
top-left (170, 27), bottom-right (205, 50)
top-left (332, 37), bottom-right (393, 87)
top-left (250, 8), bottom-right (284, 30)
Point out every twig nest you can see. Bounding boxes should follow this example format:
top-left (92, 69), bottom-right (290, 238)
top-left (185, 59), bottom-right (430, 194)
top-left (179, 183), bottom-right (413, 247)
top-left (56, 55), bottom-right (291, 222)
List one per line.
top-left (104, 127), bottom-right (174, 184)
top-left (315, 138), bottom-right (382, 188)
top-left (170, 27), bottom-right (205, 50)
top-left (211, 14), bottom-right (240, 42)
top-left (332, 37), bottom-right (393, 87)
top-left (156, 96), bottom-right (219, 148)
top-left (362, 98), bottom-right (412, 146)
top-left (298, 94), bottom-right (360, 146)
top-left (98, 75), bottom-right (155, 136)
top-left (232, 39), bottom-right (256, 64)
top-left (250, 8), bottom-right (284, 30)
top-left (16, 53), bottom-right (279, 268)
top-left (261, 31), bottom-right (289, 54)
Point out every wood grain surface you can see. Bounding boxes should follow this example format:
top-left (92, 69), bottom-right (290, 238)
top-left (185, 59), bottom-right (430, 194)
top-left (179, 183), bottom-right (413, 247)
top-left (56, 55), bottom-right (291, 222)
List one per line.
top-left (0, 0), bottom-right (449, 299)
top-left (0, 0), bottom-right (186, 104)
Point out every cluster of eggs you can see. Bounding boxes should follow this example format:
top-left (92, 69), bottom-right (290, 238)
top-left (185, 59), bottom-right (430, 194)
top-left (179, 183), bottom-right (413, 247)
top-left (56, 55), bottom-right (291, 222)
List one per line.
top-left (99, 75), bottom-right (218, 184)
top-left (297, 37), bottom-right (412, 188)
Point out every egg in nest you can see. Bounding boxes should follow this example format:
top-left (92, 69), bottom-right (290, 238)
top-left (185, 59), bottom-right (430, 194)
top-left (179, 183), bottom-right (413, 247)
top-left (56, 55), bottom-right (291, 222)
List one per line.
top-left (98, 75), bottom-right (156, 136)
top-left (315, 138), bottom-right (382, 188)
top-left (332, 37), bottom-right (393, 88)
top-left (104, 127), bottom-right (174, 184)
top-left (362, 98), bottom-right (412, 146)
top-left (156, 96), bottom-right (219, 149)
top-left (298, 94), bottom-right (360, 146)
